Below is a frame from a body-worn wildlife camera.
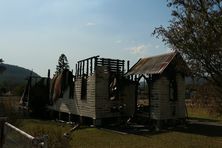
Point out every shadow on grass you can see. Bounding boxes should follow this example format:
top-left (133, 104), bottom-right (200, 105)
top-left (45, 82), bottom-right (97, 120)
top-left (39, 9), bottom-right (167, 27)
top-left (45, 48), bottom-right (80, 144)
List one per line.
top-left (172, 122), bottom-right (222, 137)
top-left (101, 125), bottom-right (169, 137)
top-left (102, 118), bottom-right (222, 138)
top-left (172, 117), bottom-right (222, 137)
top-left (188, 117), bottom-right (221, 123)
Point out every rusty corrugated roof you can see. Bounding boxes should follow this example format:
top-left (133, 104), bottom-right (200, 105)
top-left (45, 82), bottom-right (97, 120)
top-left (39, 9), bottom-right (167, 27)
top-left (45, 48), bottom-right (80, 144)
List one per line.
top-left (126, 52), bottom-right (177, 75)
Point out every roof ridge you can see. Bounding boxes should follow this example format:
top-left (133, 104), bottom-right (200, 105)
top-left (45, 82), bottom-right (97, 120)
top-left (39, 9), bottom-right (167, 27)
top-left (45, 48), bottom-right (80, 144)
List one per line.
top-left (142, 51), bottom-right (176, 60)
top-left (125, 51), bottom-right (179, 76)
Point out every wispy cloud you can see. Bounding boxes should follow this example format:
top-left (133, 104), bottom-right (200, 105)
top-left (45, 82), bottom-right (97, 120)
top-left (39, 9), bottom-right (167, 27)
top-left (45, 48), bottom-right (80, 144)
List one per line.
top-left (155, 45), bottom-right (160, 49)
top-left (115, 40), bottom-right (122, 44)
top-left (129, 45), bottom-right (146, 54)
top-left (126, 43), bottom-right (163, 55)
top-left (85, 22), bottom-right (96, 26)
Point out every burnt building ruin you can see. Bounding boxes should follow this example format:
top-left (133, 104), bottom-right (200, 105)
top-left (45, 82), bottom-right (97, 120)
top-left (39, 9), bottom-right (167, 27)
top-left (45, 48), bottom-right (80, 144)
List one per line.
top-left (48, 56), bottom-right (136, 125)
top-left (21, 52), bottom-right (188, 127)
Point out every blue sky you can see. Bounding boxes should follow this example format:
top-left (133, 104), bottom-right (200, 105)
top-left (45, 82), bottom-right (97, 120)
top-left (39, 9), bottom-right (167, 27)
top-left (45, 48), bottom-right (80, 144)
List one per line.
top-left (0, 0), bottom-right (171, 77)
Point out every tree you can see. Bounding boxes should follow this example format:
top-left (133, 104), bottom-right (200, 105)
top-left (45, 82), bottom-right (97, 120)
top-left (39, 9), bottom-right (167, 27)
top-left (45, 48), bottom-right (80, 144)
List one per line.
top-left (55, 54), bottom-right (70, 75)
top-left (0, 58), bottom-right (3, 64)
top-left (153, 0), bottom-right (222, 97)
top-left (0, 58), bottom-right (6, 73)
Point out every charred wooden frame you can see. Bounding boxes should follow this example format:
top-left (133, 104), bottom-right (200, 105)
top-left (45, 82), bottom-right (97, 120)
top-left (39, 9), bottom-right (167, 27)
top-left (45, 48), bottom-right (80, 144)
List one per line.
top-left (76, 56), bottom-right (125, 77)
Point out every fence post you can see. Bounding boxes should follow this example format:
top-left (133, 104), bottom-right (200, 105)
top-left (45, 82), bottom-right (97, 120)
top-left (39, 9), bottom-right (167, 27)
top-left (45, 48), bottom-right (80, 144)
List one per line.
top-left (42, 135), bottom-right (48, 148)
top-left (0, 117), bottom-right (7, 148)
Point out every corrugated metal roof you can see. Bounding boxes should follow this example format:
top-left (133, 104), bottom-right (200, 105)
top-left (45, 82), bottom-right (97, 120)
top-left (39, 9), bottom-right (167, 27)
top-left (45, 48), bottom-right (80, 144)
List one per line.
top-left (126, 52), bottom-right (177, 75)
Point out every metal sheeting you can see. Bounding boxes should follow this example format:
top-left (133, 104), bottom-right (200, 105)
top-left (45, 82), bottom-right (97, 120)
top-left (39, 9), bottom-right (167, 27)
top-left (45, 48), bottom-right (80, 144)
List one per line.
top-left (126, 52), bottom-right (177, 76)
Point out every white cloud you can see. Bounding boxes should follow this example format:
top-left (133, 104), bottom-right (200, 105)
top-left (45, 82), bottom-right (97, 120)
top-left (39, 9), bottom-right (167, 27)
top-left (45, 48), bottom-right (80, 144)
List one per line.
top-left (126, 43), bottom-right (166, 56)
top-left (85, 22), bottom-right (96, 26)
top-left (129, 45), bottom-right (146, 54)
top-left (115, 40), bottom-right (122, 44)
top-left (155, 45), bottom-right (160, 49)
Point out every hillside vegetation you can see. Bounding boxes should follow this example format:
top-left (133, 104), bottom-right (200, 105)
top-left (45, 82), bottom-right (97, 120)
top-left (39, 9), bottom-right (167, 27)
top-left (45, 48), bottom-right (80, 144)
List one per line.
top-left (0, 63), bottom-right (39, 95)
top-left (0, 63), bottom-right (39, 84)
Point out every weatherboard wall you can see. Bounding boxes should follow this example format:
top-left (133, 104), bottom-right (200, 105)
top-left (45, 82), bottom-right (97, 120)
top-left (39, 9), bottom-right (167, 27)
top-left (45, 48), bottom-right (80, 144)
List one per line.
top-left (150, 73), bottom-right (185, 120)
top-left (48, 74), bottom-right (96, 119)
top-left (74, 74), bottom-right (96, 118)
top-left (48, 66), bottom-right (136, 120)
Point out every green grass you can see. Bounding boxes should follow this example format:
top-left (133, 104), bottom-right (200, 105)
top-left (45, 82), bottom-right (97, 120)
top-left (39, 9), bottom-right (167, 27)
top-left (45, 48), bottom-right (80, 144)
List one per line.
top-left (3, 97), bottom-right (222, 147)
top-left (18, 119), bottom-right (71, 148)
top-left (70, 127), bottom-right (222, 148)
top-left (18, 115), bottom-right (222, 148)
top-left (187, 106), bottom-right (222, 123)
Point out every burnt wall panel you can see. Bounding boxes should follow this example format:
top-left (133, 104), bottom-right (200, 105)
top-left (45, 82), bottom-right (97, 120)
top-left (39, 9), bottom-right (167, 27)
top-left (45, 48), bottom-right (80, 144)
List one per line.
top-left (95, 66), bottom-right (135, 119)
top-left (95, 66), bottom-right (118, 118)
top-left (121, 84), bottom-right (136, 116)
top-left (47, 86), bottom-right (80, 114)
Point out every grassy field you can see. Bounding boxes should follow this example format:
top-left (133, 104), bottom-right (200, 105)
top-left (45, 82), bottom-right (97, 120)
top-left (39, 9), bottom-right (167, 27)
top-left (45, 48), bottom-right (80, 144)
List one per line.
top-left (17, 119), bottom-right (222, 148)
top-left (187, 106), bottom-right (222, 123)
top-left (1, 97), bottom-right (222, 148)
top-left (16, 107), bottom-right (222, 148)
top-left (70, 125), bottom-right (222, 148)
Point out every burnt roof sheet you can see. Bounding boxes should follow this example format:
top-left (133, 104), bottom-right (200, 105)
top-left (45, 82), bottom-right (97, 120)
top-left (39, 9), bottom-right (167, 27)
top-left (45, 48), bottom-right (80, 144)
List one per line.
top-left (126, 52), bottom-right (177, 75)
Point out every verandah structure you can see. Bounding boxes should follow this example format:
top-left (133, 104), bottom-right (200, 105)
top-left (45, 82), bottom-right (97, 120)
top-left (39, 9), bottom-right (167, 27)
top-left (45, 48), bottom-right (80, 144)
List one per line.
top-left (126, 52), bottom-right (189, 127)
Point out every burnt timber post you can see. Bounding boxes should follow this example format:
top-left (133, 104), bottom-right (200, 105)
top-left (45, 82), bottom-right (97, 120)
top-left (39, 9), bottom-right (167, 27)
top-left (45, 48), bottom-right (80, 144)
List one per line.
top-left (127, 60), bottom-right (130, 72)
top-left (0, 117), bottom-right (7, 148)
top-left (47, 69), bottom-right (50, 104)
top-left (86, 60), bottom-right (89, 76)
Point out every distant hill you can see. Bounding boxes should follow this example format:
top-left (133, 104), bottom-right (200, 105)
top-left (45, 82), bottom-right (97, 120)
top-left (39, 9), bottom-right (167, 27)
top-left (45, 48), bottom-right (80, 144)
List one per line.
top-left (0, 63), bottom-right (39, 86)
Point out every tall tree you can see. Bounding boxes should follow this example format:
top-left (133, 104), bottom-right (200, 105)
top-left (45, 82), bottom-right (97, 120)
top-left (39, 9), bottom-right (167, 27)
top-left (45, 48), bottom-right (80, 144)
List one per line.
top-left (0, 58), bottom-right (3, 64)
top-left (55, 54), bottom-right (70, 75)
top-left (0, 58), bottom-right (6, 73)
top-left (153, 0), bottom-right (222, 97)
